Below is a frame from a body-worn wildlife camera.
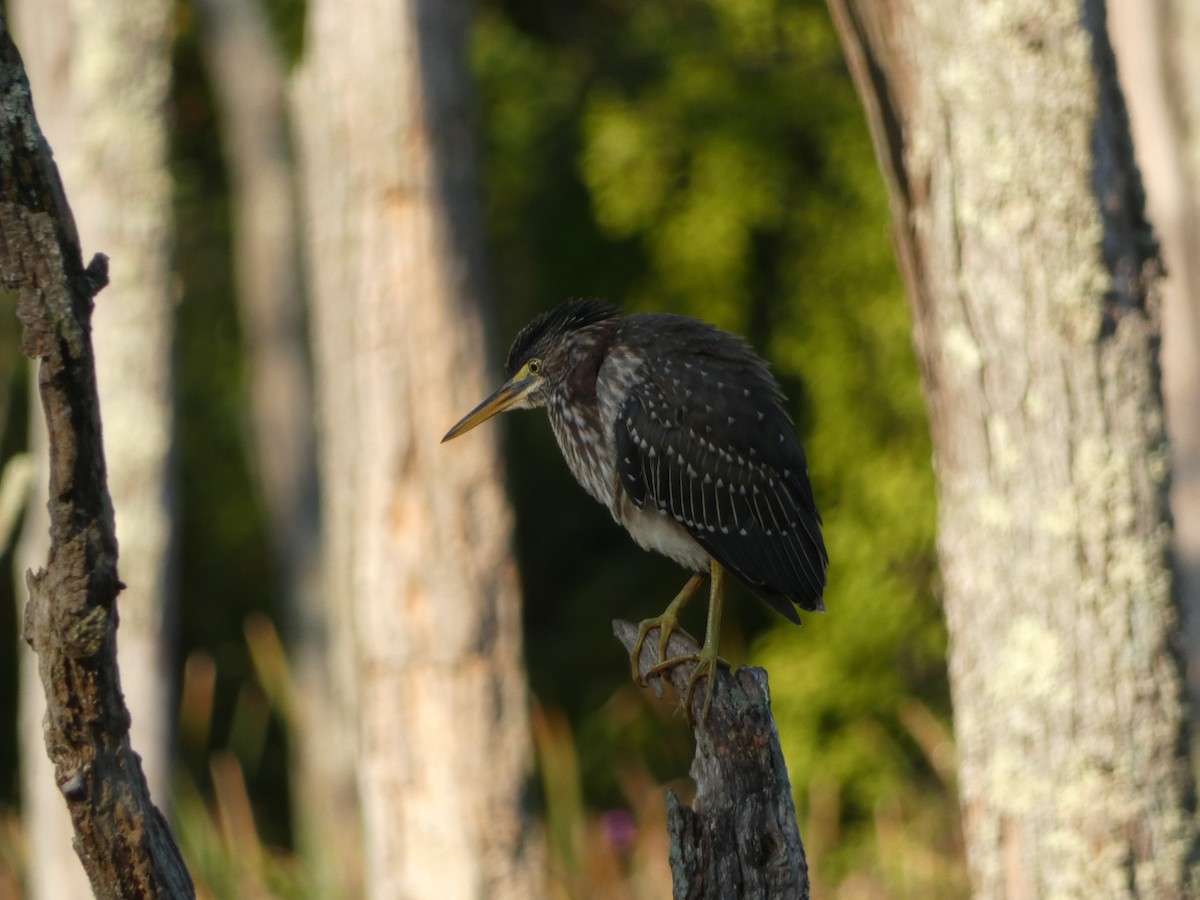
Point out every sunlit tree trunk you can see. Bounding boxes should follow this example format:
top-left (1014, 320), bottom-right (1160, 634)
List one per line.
top-left (826, 0), bottom-right (1200, 896)
top-left (191, 0), bottom-right (344, 889)
top-left (1110, 0), bottom-right (1200, 708)
top-left (11, 2), bottom-right (176, 897)
top-left (291, 1), bottom-right (542, 897)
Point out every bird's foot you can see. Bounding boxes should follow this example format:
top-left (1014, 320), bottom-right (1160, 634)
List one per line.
top-left (645, 642), bottom-right (730, 723)
top-left (629, 573), bottom-right (707, 685)
top-left (628, 566), bottom-right (728, 721)
top-left (629, 612), bottom-right (694, 685)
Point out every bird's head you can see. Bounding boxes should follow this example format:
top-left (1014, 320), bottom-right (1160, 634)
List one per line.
top-left (442, 299), bottom-right (620, 442)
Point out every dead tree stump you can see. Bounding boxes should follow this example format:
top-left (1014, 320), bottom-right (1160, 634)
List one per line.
top-left (615, 620), bottom-right (809, 900)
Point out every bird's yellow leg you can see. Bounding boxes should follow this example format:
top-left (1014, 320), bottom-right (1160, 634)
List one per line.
top-left (645, 560), bottom-right (731, 722)
top-left (630, 572), bottom-right (707, 684)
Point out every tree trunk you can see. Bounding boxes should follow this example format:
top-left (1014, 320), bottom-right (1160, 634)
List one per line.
top-left (191, 0), bottom-right (344, 889)
top-left (0, 12), bottom-right (193, 896)
top-left (826, 0), bottom-right (1200, 896)
top-left (1109, 0), bottom-right (1200, 710)
top-left (10, 1), bottom-right (177, 897)
top-left (291, 1), bottom-right (543, 897)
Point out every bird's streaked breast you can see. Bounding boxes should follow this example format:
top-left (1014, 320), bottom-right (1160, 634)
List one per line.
top-left (547, 391), bottom-right (613, 507)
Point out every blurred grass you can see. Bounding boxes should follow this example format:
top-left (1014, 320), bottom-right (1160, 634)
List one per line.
top-left (167, 615), bottom-right (963, 898)
top-left (0, 609), bottom-right (964, 897)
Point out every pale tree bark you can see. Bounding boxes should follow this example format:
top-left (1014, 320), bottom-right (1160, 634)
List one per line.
top-left (291, 1), bottom-right (543, 897)
top-left (11, 1), bottom-right (177, 897)
top-left (826, 1), bottom-right (1200, 897)
top-left (1109, 0), bottom-right (1200, 707)
top-left (190, 0), bottom-right (344, 888)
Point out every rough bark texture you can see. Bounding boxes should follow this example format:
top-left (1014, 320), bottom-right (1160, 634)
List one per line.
top-left (191, 0), bottom-right (343, 889)
top-left (1110, 0), bottom-right (1200, 708)
top-left (291, 1), bottom-right (542, 897)
top-left (0, 14), bottom-right (194, 899)
top-left (614, 621), bottom-right (808, 900)
top-left (11, 0), bottom-right (177, 893)
top-left (826, 0), bottom-right (1200, 896)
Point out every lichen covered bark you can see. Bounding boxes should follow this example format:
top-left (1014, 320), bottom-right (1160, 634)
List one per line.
top-left (827, 0), bottom-right (1200, 895)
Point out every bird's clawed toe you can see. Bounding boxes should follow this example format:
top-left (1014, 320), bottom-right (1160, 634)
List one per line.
top-left (629, 572), bottom-right (708, 685)
top-left (633, 639), bottom-right (730, 723)
top-left (629, 615), bottom-right (693, 685)
top-left (644, 648), bottom-right (730, 723)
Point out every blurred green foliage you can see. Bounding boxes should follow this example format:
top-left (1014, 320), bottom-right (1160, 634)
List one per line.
top-left (473, 0), bottom-right (958, 891)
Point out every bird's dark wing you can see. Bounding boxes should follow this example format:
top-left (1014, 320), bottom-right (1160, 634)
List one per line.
top-left (615, 348), bottom-right (827, 620)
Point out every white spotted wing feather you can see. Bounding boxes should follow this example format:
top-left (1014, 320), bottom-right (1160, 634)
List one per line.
top-left (609, 314), bottom-right (828, 620)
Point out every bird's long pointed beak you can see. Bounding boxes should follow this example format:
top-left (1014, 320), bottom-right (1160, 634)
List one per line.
top-left (441, 377), bottom-right (527, 443)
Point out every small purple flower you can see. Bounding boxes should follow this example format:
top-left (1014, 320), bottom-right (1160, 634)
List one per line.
top-left (601, 808), bottom-right (637, 854)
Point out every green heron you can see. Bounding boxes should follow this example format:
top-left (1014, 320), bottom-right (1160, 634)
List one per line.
top-left (443, 299), bottom-right (827, 719)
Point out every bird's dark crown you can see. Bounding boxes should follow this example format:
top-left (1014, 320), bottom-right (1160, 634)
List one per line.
top-left (505, 299), bottom-right (621, 377)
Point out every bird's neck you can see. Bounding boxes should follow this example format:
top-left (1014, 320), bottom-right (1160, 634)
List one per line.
top-left (546, 321), bottom-right (623, 507)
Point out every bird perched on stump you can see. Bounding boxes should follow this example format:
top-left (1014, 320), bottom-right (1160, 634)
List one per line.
top-left (443, 299), bottom-right (828, 720)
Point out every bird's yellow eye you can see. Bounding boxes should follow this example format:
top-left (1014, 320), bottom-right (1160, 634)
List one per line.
top-left (527, 358), bottom-right (542, 375)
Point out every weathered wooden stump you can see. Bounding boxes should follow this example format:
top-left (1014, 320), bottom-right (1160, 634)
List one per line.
top-left (615, 620), bottom-right (809, 900)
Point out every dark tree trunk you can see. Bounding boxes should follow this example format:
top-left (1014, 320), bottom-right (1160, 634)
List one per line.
top-left (11, 0), bottom-right (178, 892)
top-left (0, 14), bottom-right (193, 899)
